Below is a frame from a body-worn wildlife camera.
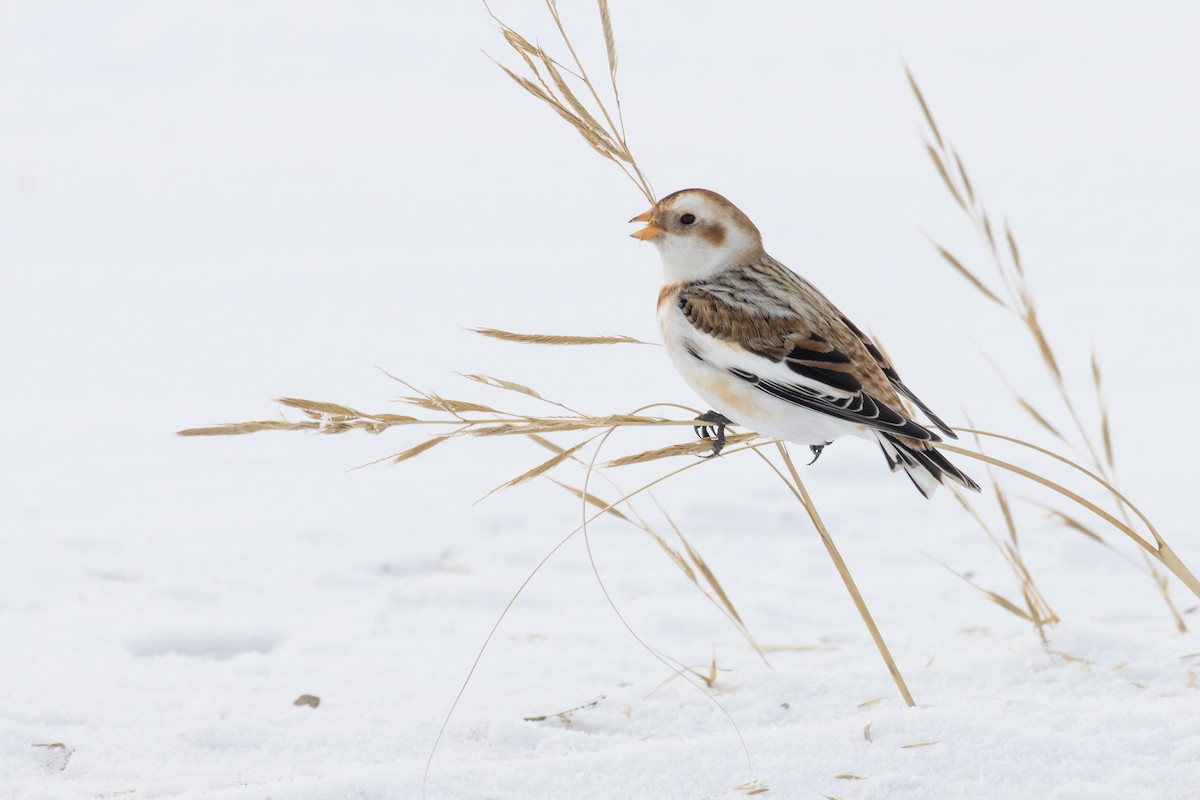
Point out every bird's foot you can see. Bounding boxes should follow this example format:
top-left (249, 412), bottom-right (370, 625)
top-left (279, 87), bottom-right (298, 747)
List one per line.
top-left (807, 441), bottom-right (833, 465)
top-left (693, 410), bottom-right (734, 457)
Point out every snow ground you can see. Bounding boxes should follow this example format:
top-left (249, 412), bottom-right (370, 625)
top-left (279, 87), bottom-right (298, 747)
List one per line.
top-left (2, 2), bottom-right (1199, 798)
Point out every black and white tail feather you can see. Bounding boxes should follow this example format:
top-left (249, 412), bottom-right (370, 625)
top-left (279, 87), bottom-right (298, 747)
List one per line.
top-left (873, 371), bottom-right (981, 497)
top-left (876, 431), bottom-right (980, 498)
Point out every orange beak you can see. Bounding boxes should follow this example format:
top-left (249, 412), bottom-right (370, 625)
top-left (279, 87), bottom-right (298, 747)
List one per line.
top-left (629, 209), bottom-right (663, 241)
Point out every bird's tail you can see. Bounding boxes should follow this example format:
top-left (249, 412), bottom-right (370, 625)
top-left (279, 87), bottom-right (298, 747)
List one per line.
top-left (875, 432), bottom-right (981, 498)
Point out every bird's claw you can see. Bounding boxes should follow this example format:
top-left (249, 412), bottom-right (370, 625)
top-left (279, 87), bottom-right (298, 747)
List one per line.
top-left (807, 442), bottom-right (832, 465)
top-left (693, 411), bottom-right (734, 457)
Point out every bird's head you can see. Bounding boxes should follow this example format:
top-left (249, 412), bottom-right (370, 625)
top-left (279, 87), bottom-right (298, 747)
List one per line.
top-left (629, 188), bottom-right (763, 282)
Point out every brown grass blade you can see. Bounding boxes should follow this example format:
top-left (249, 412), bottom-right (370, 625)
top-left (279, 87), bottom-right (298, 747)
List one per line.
top-left (993, 479), bottom-right (1019, 547)
top-left (952, 149), bottom-right (975, 206)
top-left (597, 0), bottom-right (619, 87)
top-left (652, 533), bottom-right (697, 583)
top-left (1100, 410), bottom-right (1114, 469)
top-left (546, 477), bottom-right (631, 522)
top-left (1005, 220), bottom-right (1023, 275)
top-left (932, 558), bottom-right (1034, 622)
top-left (535, 49), bottom-right (613, 149)
top-left (499, 27), bottom-right (538, 57)
top-left (372, 413), bottom-right (422, 424)
top-left (901, 741), bottom-right (940, 750)
top-left (981, 211), bottom-right (996, 251)
top-left (276, 397), bottom-right (363, 418)
top-left (459, 373), bottom-right (546, 403)
top-left (1043, 506), bottom-right (1108, 545)
top-left (475, 422), bottom-right (605, 437)
top-left (483, 440), bottom-right (590, 498)
top-left (492, 58), bottom-right (556, 107)
top-left (925, 142), bottom-right (965, 210)
top-left (931, 241), bottom-right (1005, 307)
top-left (399, 395), bottom-right (498, 415)
top-left (487, 0), bottom-right (654, 202)
top-left (678, 537), bottom-right (745, 626)
top-left (771, 443), bottom-right (915, 707)
top-left (1024, 310), bottom-right (1063, 383)
top-left (463, 415), bottom-right (677, 439)
top-left (604, 432), bottom-right (757, 466)
top-left (905, 67), bottom-right (944, 150)
top-left (500, 29), bottom-right (550, 94)
top-left (176, 420), bottom-right (320, 436)
top-left (649, 497), bottom-right (764, 661)
top-left (1091, 349), bottom-right (1116, 468)
top-left (390, 435), bottom-right (450, 465)
top-left (472, 327), bottom-right (654, 346)
top-left (1014, 396), bottom-right (1063, 440)
top-left (950, 488), bottom-right (998, 541)
top-left (491, 58), bottom-right (617, 162)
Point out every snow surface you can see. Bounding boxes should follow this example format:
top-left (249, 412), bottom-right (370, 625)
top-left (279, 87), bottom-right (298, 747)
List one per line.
top-left (3, 2), bottom-right (1199, 798)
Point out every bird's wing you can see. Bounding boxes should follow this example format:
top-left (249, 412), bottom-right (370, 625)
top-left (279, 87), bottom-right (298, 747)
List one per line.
top-left (676, 284), bottom-right (939, 442)
top-left (836, 314), bottom-right (957, 439)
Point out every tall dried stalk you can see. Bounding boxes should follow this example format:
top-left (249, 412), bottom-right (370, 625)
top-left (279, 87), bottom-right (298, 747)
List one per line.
top-left (769, 443), bottom-right (915, 707)
top-left (908, 68), bottom-right (1188, 631)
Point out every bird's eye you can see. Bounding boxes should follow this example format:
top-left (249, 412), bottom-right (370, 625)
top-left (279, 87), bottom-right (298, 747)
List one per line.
top-left (680, 213), bottom-right (696, 225)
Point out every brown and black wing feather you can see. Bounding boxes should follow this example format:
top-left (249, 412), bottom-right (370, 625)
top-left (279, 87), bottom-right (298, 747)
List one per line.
top-left (676, 282), bottom-right (938, 442)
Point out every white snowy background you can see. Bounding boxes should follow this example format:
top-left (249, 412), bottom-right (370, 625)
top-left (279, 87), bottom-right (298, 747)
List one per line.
top-left (3, 2), bottom-right (1199, 798)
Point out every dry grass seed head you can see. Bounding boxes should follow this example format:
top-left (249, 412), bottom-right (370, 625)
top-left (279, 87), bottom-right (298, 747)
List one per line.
top-left (604, 433), bottom-right (757, 466)
top-left (176, 420), bottom-right (322, 437)
top-left (931, 242), bottom-right (1004, 307)
top-left (472, 327), bottom-right (653, 346)
top-left (276, 397), bottom-right (363, 419)
top-left (389, 435), bottom-right (451, 465)
top-left (1015, 396), bottom-right (1063, 440)
top-left (481, 439), bottom-right (591, 499)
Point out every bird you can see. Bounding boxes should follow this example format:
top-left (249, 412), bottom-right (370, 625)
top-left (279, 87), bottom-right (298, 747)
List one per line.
top-left (629, 188), bottom-right (980, 498)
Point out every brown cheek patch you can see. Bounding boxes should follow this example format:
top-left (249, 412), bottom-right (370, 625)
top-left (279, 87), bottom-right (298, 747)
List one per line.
top-left (699, 223), bottom-right (726, 247)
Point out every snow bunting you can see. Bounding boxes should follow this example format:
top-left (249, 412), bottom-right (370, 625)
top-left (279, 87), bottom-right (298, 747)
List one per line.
top-left (630, 188), bottom-right (980, 497)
